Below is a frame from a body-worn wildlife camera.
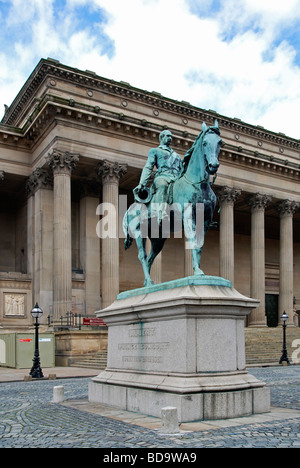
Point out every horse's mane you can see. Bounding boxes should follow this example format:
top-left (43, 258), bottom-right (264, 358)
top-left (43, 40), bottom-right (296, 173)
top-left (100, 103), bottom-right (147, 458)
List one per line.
top-left (182, 124), bottom-right (220, 171)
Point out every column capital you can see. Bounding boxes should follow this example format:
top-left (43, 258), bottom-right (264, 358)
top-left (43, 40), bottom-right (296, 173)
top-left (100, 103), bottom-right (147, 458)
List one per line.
top-left (248, 193), bottom-right (272, 212)
top-left (25, 168), bottom-right (53, 197)
top-left (277, 200), bottom-right (299, 217)
top-left (97, 160), bottom-right (127, 184)
top-left (47, 149), bottom-right (79, 175)
top-left (217, 186), bottom-right (241, 205)
top-left (0, 170), bottom-right (4, 184)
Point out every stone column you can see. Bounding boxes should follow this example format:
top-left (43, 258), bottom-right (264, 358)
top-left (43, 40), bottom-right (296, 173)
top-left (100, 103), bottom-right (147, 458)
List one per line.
top-left (217, 186), bottom-right (241, 284)
top-left (248, 193), bottom-right (271, 327)
top-left (47, 150), bottom-right (79, 318)
top-left (25, 168), bottom-right (54, 318)
top-left (97, 160), bottom-right (127, 309)
top-left (277, 200), bottom-right (299, 326)
top-left (184, 244), bottom-right (193, 277)
top-left (79, 180), bottom-right (101, 314)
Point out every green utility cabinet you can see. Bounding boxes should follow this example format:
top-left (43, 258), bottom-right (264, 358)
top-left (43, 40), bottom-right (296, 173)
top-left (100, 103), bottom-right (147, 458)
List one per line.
top-left (0, 333), bottom-right (55, 369)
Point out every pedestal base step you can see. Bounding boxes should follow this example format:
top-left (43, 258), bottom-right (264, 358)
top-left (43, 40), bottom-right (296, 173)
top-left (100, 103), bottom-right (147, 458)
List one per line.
top-left (89, 380), bottom-right (270, 423)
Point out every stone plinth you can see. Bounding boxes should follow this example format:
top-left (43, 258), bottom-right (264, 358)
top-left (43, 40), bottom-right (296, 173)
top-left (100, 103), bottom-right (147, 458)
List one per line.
top-left (89, 276), bottom-right (270, 422)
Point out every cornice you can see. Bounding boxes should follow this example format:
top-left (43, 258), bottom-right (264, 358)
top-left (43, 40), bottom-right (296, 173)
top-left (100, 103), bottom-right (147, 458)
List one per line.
top-left (1, 89), bottom-right (299, 185)
top-left (3, 93), bottom-right (298, 183)
top-left (2, 58), bottom-right (300, 151)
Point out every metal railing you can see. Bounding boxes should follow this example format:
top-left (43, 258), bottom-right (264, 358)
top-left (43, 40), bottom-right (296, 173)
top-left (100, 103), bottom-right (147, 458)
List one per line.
top-left (47, 312), bottom-right (107, 330)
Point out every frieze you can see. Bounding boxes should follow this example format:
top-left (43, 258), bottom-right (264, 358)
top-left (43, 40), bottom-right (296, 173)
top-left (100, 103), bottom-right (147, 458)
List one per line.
top-left (3, 59), bottom-right (300, 154)
top-left (4, 293), bottom-right (26, 316)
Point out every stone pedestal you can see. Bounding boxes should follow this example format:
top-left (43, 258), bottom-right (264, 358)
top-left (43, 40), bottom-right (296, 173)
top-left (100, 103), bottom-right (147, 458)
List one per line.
top-left (89, 276), bottom-right (270, 422)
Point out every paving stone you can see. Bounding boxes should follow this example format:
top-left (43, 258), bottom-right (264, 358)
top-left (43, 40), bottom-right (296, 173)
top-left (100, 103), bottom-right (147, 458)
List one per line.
top-left (0, 367), bottom-right (300, 448)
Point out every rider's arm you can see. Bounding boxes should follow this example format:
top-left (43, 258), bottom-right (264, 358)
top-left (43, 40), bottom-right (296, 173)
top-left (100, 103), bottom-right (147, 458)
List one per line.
top-left (139, 148), bottom-right (156, 187)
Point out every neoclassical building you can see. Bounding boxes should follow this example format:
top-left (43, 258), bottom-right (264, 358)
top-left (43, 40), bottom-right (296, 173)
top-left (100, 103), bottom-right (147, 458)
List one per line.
top-left (0, 57), bottom-right (300, 331)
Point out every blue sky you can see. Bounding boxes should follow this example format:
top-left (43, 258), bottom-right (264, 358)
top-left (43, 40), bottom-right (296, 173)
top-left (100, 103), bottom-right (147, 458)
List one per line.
top-left (1, 0), bottom-right (300, 139)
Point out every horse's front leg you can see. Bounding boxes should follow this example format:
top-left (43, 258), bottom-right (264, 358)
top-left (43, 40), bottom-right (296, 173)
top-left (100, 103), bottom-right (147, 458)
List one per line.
top-left (190, 247), bottom-right (205, 276)
top-left (136, 236), bottom-right (154, 287)
top-left (184, 211), bottom-right (206, 276)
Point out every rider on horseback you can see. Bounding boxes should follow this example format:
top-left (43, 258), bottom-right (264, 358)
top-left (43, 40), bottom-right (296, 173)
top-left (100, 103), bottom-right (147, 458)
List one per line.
top-left (135, 129), bottom-right (183, 223)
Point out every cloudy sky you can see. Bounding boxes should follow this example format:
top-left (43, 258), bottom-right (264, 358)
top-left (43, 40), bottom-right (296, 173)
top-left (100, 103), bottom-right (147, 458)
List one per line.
top-left (1, 0), bottom-right (300, 139)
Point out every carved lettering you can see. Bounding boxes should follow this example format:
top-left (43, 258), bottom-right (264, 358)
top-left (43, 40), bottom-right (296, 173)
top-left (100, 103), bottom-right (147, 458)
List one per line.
top-left (128, 327), bottom-right (156, 337)
top-left (118, 342), bottom-right (170, 351)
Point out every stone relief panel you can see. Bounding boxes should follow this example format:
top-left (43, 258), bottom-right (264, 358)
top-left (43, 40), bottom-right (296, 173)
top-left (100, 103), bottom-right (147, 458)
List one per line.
top-left (4, 293), bottom-right (26, 316)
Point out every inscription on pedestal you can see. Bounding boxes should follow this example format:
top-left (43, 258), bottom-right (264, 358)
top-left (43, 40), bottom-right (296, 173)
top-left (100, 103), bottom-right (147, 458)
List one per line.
top-left (118, 325), bottom-right (170, 366)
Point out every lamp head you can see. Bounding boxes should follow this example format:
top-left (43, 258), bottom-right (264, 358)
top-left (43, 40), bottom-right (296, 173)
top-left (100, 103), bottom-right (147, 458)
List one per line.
top-left (280, 311), bottom-right (288, 323)
top-left (31, 302), bottom-right (43, 319)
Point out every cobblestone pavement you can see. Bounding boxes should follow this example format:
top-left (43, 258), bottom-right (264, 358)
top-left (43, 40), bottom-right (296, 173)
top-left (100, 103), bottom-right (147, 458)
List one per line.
top-left (0, 367), bottom-right (300, 448)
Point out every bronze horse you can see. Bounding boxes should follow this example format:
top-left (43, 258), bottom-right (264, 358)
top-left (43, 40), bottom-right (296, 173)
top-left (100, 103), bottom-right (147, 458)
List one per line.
top-left (123, 121), bottom-right (222, 286)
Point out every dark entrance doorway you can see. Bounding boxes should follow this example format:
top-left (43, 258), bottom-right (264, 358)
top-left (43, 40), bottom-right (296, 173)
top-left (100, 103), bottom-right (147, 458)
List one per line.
top-left (265, 294), bottom-right (279, 327)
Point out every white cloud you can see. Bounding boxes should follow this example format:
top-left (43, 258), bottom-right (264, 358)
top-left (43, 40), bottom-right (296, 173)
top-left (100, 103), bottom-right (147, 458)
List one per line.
top-left (1, 0), bottom-right (300, 139)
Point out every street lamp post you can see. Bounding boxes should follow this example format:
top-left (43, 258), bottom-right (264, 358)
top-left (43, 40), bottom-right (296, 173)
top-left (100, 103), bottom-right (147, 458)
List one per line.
top-left (279, 311), bottom-right (290, 366)
top-left (30, 303), bottom-right (44, 378)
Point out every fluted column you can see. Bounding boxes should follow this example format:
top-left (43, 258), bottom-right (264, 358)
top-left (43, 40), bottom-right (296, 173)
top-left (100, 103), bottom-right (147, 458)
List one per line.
top-left (47, 150), bottom-right (79, 318)
top-left (79, 180), bottom-right (101, 314)
top-left (97, 160), bottom-right (127, 309)
top-left (25, 168), bottom-right (54, 317)
top-left (184, 243), bottom-right (193, 277)
top-left (217, 186), bottom-right (241, 284)
top-left (277, 200), bottom-right (299, 326)
top-left (248, 194), bottom-right (271, 326)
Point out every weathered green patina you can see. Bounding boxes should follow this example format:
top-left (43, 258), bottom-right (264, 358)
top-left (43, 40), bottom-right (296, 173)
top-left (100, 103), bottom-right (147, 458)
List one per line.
top-left (117, 275), bottom-right (231, 300)
top-left (123, 120), bottom-right (222, 287)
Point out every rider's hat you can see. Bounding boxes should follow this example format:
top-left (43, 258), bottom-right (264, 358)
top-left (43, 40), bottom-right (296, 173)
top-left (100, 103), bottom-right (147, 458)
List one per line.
top-left (133, 186), bottom-right (152, 204)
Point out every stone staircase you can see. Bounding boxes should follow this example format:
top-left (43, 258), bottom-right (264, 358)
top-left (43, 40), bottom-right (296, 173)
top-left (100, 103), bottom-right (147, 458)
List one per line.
top-left (70, 351), bottom-right (108, 370)
top-left (245, 327), bottom-right (300, 366)
top-left (69, 328), bottom-right (300, 369)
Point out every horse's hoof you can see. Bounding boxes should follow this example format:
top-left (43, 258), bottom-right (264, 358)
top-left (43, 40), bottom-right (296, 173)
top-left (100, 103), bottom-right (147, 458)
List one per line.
top-left (144, 279), bottom-right (154, 287)
top-left (194, 269), bottom-right (205, 276)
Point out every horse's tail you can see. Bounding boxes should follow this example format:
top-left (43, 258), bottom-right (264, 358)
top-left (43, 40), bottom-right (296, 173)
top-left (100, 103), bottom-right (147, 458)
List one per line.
top-left (123, 209), bottom-right (133, 250)
top-left (124, 234), bottom-right (133, 250)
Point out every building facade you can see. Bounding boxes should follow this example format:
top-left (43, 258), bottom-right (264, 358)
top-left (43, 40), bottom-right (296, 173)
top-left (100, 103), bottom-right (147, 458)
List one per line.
top-left (0, 58), bottom-right (300, 331)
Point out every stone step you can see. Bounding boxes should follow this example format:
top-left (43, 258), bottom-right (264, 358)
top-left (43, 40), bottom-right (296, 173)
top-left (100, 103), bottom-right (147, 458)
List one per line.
top-left (69, 329), bottom-right (300, 368)
top-left (70, 352), bottom-right (108, 369)
top-left (245, 328), bottom-right (300, 365)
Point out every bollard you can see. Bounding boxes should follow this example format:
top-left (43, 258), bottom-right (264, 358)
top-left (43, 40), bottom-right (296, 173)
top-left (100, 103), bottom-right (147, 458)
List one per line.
top-left (52, 385), bottom-right (65, 403)
top-left (161, 406), bottom-right (180, 434)
top-left (24, 375), bottom-right (33, 382)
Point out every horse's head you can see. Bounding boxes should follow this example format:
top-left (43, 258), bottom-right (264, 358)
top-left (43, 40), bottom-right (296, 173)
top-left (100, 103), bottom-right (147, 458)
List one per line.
top-left (202, 120), bottom-right (222, 175)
